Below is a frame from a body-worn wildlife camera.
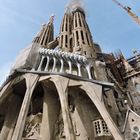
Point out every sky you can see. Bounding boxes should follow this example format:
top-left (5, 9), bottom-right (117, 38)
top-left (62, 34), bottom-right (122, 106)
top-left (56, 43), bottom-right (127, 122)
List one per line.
top-left (0, 0), bottom-right (140, 85)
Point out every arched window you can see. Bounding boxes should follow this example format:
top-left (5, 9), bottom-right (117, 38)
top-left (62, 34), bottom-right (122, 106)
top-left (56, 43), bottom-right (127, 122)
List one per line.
top-left (76, 31), bottom-right (79, 46)
top-left (65, 16), bottom-right (68, 31)
top-left (65, 35), bottom-right (68, 48)
top-left (81, 31), bottom-right (85, 44)
top-left (66, 35), bottom-right (68, 44)
top-left (78, 13), bottom-right (82, 27)
top-left (70, 38), bottom-right (72, 48)
top-left (75, 14), bottom-right (77, 27)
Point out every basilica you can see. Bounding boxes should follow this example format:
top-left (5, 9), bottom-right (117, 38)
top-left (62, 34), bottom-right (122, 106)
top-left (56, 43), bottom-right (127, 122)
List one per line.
top-left (0, 2), bottom-right (140, 140)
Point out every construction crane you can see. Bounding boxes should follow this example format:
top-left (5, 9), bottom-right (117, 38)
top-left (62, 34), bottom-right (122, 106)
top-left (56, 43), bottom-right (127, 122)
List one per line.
top-left (112, 0), bottom-right (140, 26)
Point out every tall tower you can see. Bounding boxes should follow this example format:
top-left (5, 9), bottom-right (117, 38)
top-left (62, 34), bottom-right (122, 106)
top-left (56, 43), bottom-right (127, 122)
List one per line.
top-left (59, 6), bottom-right (97, 58)
top-left (72, 7), bottom-right (96, 58)
top-left (59, 13), bottom-right (72, 52)
top-left (33, 16), bottom-right (54, 47)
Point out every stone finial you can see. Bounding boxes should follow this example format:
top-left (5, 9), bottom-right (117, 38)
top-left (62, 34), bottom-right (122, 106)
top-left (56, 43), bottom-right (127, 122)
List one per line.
top-left (50, 14), bottom-right (55, 24)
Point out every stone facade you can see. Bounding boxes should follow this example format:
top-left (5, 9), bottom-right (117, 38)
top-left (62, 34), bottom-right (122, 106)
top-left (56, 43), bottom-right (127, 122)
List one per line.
top-left (0, 4), bottom-right (140, 140)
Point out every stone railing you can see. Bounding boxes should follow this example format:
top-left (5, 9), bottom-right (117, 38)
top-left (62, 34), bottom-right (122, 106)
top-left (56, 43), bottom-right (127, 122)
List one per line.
top-left (37, 48), bottom-right (95, 79)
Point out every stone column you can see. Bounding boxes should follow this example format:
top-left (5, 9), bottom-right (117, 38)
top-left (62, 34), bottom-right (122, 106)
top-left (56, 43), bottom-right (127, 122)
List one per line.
top-left (77, 63), bottom-right (82, 77)
top-left (52, 57), bottom-right (56, 72)
top-left (51, 76), bottom-right (76, 140)
top-left (68, 61), bottom-right (72, 74)
top-left (80, 81), bottom-right (124, 140)
top-left (0, 94), bottom-right (22, 140)
top-left (38, 56), bottom-right (45, 71)
top-left (86, 65), bottom-right (92, 79)
top-left (60, 59), bottom-right (64, 73)
top-left (40, 84), bottom-right (60, 140)
top-left (11, 74), bottom-right (39, 140)
top-left (45, 56), bottom-right (50, 71)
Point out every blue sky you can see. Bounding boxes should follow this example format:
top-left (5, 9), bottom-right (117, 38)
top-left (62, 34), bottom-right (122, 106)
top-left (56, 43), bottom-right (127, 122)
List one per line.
top-left (0, 0), bottom-right (140, 85)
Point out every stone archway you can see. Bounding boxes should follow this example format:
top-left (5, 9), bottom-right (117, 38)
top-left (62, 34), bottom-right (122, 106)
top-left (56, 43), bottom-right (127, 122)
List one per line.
top-left (68, 86), bottom-right (99, 139)
top-left (40, 80), bottom-right (61, 140)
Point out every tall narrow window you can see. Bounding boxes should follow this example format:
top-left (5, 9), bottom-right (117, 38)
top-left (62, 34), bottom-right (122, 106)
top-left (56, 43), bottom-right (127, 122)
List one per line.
top-left (76, 31), bottom-right (79, 45)
top-left (76, 13), bottom-right (79, 28)
top-left (65, 23), bottom-right (67, 31)
top-left (61, 35), bottom-right (63, 46)
top-left (81, 31), bottom-right (85, 44)
top-left (75, 14), bottom-right (77, 27)
top-left (81, 14), bottom-right (86, 28)
top-left (66, 35), bottom-right (68, 44)
top-left (70, 38), bottom-right (72, 47)
top-left (78, 13), bottom-right (82, 27)
top-left (73, 14), bottom-right (76, 28)
top-left (65, 16), bottom-right (68, 31)
top-left (65, 35), bottom-right (68, 48)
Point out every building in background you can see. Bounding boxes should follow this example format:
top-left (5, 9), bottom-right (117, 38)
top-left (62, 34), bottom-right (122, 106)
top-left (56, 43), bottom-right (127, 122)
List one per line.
top-left (0, 2), bottom-right (140, 140)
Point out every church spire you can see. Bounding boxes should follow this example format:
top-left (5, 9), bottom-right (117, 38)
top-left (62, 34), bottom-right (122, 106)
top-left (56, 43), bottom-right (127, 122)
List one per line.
top-left (33, 16), bottom-right (54, 47)
top-left (71, 7), bottom-right (97, 58)
top-left (59, 12), bottom-right (72, 52)
top-left (58, 4), bottom-right (97, 58)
